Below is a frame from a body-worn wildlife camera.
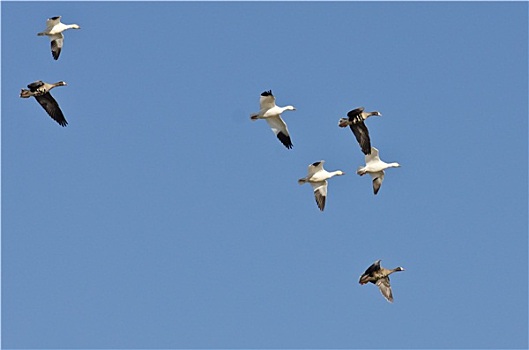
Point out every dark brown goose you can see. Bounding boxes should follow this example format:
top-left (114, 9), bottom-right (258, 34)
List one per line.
top-left (359, 259), bottom-right (404, 303)
top-left (338, 107), bottom-right (381, 155)
top-left (20, 81), bottom-right (68, 127)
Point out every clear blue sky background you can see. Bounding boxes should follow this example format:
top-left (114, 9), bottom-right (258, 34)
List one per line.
top-left (2, 1), bottom-right (527, 349)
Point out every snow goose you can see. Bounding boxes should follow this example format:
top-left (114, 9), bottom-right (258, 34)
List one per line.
top-left (250, 90), bottom-right (296, 149)
top-left (20, 81), bottom-right (68, 126)
top-left (359, 259), bottom-right (405, 303)
top-left (37, 16), bottom-right (80, 60)
top-left (298, 161), bottom-right (345, 211)
top-left (357, 147), bottom-right (400, 195)
top-left (338, 107), bottom-right (381, 155)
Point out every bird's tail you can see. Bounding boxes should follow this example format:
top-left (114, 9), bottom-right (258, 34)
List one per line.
top-left (298, 178), bottom-right (307, 185)
top-left (37, 32), bottom-right (46, 36)
top-left (356, 167), bottom-right (366, 176)
top-left (19, 89), bottom-right (32, 98)
top-left (250, 113), bottom-right (259, 121)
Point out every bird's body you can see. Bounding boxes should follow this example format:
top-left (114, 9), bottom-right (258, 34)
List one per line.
top-left (37, 16), bottom-right (80, 60)
top-left (338, 107), bottom-right (381, 155)
top-left (298, 161), bottom-right (345, 211)
top-left (359, 259), bottom-right (404, 303)
top-left (20, 80), bottom-right (68, 126)
top-left (357, 147), bottom-right (400, 195)
top-left (250, 90), bottom-right (296, 149)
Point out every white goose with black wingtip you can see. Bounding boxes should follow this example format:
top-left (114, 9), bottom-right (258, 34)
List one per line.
top-left (338, 107), bottom-right (381, 155)
top-left (298, 161), bottom-right (345, 211)
top-left (356, 147), bottom-right (400, 195)
top-left (38, 16), bottom-right (80, 60)
top-left (250, 90), bottom-right (296, 149)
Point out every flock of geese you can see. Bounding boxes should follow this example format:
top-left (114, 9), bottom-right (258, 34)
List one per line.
top-left (20, 16), bottom-right (404, 303)
top-left (250, 90), bottom-right (401, 205)
top-left (250, 91), bottom-right (405, 302)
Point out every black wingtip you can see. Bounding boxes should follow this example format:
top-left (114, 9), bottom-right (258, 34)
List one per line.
top-left (277, 132), bottom-right (293, 149)
top-left (261, 90), bottom-right (273, 97)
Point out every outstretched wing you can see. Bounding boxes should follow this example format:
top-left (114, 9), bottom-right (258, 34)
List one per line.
top-left (27, 80), bottom-right (44, 92)
top-left (346, 107), bottom-right (364, 119)
top-left (350, 121), bottom-right (371, 155)
top-left (364, 147), bottom-right (381, 164)
top-left (50, 33), bottom-right (64, 60)
top-left (310, 180), bottom-right (327, 211)
top-left (34, 93), bottom-right (68, 127)
top-left (265, 115), bottom-right (292, 149)
top-left (46, 16), bottom-right (61, 28)
top-left (376, 277), bottom-right (394, 303)
top-left (259, 90), bottom-right (276, 110)
top-left (307, 160), bottom-right (324, 177)
top-left (369, 171), bottom-right (385, 195)
top-left (363, 259), bottom-right (381, 276)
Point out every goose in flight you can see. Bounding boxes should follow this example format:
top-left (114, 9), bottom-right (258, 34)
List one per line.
top-left (298, 161), bottom-right (345, 211)
top-left (20, 81), bottom-right (68, 126)
top-left (357, 147), bottom-right (400, 195)
top-left (338, 107), bottom-right (381, 155)
top-left (38, 16), bottom-right (80, 60)
top-left (359, 259), bottom-right (404, 303)
top-left (250, 90), bottom-right (296, 149)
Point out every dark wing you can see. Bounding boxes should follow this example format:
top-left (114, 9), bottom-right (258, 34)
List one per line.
top-left (276, 132), bottom-right (293, 149)
top-left (27, 81), bottom-right (44, 92)
top-left (363, 260), bottom-right (381, 276)
top-left (51, 37), bottom-right (63, 60)
top-left (359, 260), bottom-right (382, 284)
top-left (346, 107), bottom-right (364, 119)
top-left (350, 121), bottom-right (371, 155)
top-left (34, 93), bottom-right (68, 126)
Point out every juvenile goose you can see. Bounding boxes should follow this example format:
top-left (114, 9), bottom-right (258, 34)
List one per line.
top-left (359, 259), bottom-right (404, 303)
top-left (338, 107), bottom-right (381, 155)
top-left (250, 90), bottom-right (296, 149)
top-left (357, 147), bottom-right (400, 195)
top-left (298, 161), bottom-right (345, 211)
top-left (37, 16), bottom-right (80, 60)
top-left (20, 81), bottom-right (68, 126)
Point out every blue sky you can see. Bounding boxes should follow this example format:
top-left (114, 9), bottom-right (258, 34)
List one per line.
top-left (1, 1), bottom-right (527, 349)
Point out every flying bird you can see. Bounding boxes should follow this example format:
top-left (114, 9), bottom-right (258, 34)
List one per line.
top-left (298, 160), bottom-right (345, 211)
top-left (357, 147), bottom-right (400, 195)
top-left (20, 80), bottom-right (68, 126)
top-left (359, 259), bottom-right (405, 303)
top-left (338, 107), bottom-right (381, 155)
top-left (37, 16), bottom-right (80, 60)
top-left (250, 90), bottom-right (296, 149)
